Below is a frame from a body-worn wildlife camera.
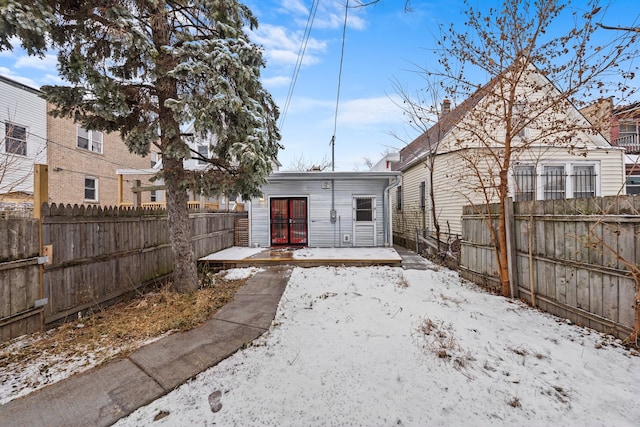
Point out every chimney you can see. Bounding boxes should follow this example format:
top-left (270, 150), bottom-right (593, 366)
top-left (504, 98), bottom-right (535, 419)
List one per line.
top-left (441, 99), bottom-right (451, 116)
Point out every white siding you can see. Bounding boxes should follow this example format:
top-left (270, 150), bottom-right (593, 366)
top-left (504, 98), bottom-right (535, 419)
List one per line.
top-left (0, 77), bottom-right (47, 195)
top-left (250, 175), bottom-right (395, 248)
top-left (397, 147), bottom-right (626, 238)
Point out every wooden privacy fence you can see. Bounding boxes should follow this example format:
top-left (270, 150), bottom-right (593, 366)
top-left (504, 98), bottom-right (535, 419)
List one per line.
top-left (0, 217), bottom-right (44, 341)
top-left (40, 203), bottom-right (245, 325)
top-left (460, 196), bottom-right (640, 340)
top-left (0, 203), bottom-right (245, 342)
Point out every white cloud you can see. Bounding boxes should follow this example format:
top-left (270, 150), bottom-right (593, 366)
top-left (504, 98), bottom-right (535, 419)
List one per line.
top-left (336, 95), bottom-right (405, 127)
top-left (278, 0), bottom-right (308, 16)
top-left (314, 2), bottom-right (367, 31)
top-left (0, 67), bottom-right (40, 89)
top-left (252, 24), bottom-right (326, 67)
top-left (42, 73), bottom-right (65, 85)
top-left (262, 75), bottom-right (291, 88)
top-left (14, 53), bottom-right (58, 71)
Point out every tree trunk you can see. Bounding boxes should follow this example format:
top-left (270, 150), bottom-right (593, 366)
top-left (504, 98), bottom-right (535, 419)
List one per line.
top-left (497, 197), bottom-right (511, 297)
top-left (163, 156), bottom-right (198, 292)
top-left (151, 3), bottom-right (199, 292)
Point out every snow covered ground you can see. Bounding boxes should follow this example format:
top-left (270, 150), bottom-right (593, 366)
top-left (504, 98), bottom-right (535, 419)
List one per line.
top-left (115, 265), bottom-right (640, 427)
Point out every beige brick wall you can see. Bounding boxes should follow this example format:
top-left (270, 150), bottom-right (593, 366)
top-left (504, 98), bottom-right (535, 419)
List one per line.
top-left (47, 104), bottom-right (160, 207)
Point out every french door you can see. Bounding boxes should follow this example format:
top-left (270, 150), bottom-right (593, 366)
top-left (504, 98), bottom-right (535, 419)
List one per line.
top-left (270, 197), bottom-right (308, 246)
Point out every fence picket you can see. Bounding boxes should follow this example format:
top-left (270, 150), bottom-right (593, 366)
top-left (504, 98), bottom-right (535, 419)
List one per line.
top-left (461, 196), bottom-right (639, 339)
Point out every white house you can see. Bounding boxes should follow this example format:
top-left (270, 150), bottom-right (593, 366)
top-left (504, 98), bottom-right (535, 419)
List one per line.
top-left (249, 171), bottom-right (400, 248)
top-left (0, 75), bottom-right (47, 206)
top-left (392, 64), bottom-right (626, 249)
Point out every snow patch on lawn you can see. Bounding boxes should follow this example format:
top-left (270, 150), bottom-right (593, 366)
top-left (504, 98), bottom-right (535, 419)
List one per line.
top-left (116, 266), bottom-right (640, 427)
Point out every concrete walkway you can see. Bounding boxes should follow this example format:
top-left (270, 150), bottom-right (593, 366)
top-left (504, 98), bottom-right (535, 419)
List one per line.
top-left (0, 266), bottom-right (292, 427)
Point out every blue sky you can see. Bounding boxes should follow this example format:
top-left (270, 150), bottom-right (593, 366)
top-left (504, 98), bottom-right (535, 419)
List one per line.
top-left (1, 0), bottom-right (638, 171)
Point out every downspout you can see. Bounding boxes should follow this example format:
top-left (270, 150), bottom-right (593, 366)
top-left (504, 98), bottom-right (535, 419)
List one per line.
top-left (383, 175), bottom-right (401, 247)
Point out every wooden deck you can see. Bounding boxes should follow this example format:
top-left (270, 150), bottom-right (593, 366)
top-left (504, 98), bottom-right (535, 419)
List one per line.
top-left (199, 247), bottom-right (403, 271)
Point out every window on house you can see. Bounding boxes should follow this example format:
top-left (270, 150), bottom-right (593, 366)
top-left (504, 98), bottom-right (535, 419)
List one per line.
top-left (150, 152), bottom-right (161, 168)
top-left (419, 181), bottom-right (426, 211)
top-left (84, 177), bottom-right (98, 201)
top-left (514, 165), bottom-right (536, 202)
top-left (197, 144), bottom-right (208, 164)
top-left (150, 190), bottom-right (157, 202)
top-left (573, 165), bottom-right (596, 198)
top-left (354, 197), bottom-right (374, 222)
top-left (396, 186), bottom-right (402, 211)
top-left (543, 166), bottom-right (566, 200)
top-left (5, 122), bottom-right (27, 156)
top-left (77, 126), bottom-right (103, 153)
top-left (626, 174), bottom-right (640, 195)
top-left (512, 100), bottom-right (528, 138)
top-left (619, 121), bottom-right (638, 139)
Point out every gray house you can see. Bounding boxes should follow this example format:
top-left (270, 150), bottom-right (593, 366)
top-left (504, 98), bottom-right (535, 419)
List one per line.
top-left (249, 171), bottom-right (400, 248)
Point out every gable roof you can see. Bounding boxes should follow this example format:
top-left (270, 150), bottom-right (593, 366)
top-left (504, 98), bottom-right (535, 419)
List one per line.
top-left (393, 78), bottom-right (496, 171)
top-left (394, 63), bottom-right (613, 172)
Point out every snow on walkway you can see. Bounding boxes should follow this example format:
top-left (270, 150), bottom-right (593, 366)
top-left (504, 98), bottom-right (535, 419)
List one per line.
top-left (116, 266), bottom-right (639, 427)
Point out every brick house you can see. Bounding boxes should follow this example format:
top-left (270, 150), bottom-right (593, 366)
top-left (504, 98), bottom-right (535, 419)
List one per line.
top-left (47, 107), bottom-right (158, 207)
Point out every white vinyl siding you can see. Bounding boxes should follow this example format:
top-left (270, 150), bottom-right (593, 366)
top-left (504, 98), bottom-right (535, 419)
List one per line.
top-left (250, 175), bottom-right (394, 248)
top-left (0, 77), bottom-right (47, 195)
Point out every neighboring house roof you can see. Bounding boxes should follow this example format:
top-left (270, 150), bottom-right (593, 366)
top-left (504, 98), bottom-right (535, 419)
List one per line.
top-left (0, 74), bottom-right (41, 95)
top-left (394, 63), bottom-right (613, 172)
top-left (394, 77), bottom-right (498, 171)
top-left (613, 102), bottom-right (640, 119)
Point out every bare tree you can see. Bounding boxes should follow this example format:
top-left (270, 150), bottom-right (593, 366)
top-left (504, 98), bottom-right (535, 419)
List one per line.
top-left (288, 154), bottom-right (332, 171)
top-left (424, 0), bottom-right (638, 296)
top-left (392, 76), bottom-right (452, 257)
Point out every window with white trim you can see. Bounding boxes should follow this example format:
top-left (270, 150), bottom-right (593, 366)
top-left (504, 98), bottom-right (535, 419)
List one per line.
top-left (5, 122), bottom-right (27, 156)
top-left (543, 165), bottom-right (566, 200)
top-left (512, 162), bottom-right (599, 201)
top-left (419, 181), bottom-right (426, 211)
top-left (84, 177), bottom-right (98, 202)
top-left (626, 174), bottom-right (640, 195)
top-left (514, 165), bottom-right (535, 202)
top-left (354, 197), bottom-right (375, 222)
top-left (197, 144), bottom-right (209, 165)
top-left (572, 165), bottom-right (596, 198)
top-left (77, 126), bottom-right (103, 153)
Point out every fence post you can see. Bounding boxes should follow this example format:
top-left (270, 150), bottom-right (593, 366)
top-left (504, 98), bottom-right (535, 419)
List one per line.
top-left (505, 197), bottom-right (519, 298)
top-left (33, 164), bottom-right (47, 332)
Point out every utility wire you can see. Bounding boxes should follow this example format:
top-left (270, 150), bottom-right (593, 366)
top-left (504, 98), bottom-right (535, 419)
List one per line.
top-left (278, 0), bottom-right (320, 130)
top-left (331, 0), bottom-right (349, 171)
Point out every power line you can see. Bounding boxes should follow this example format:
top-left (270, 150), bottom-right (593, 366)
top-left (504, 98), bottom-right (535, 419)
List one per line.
top-left (278, 0), bottom-right (320, 131)
top-left (331, 0), bottom-right (350, 171)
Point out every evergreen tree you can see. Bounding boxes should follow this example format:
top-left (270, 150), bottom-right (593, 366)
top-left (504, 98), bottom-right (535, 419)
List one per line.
top-left (1, 0), bottom-right (281, 292)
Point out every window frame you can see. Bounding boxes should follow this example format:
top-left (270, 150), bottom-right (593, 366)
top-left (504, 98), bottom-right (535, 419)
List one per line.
top-left (514, 164), bottom-right (536, 202)
top-left (419, 181), bottom-right (426, 211)
top-left (626, 174), bottom-right (640, 195)
top-left (84, 176), bottom-right (99, 202)
top-left (197, 144), bottom-right (209, 165)
top-left (4, 121), bottom-right (27, 156)
top-left (77, 125), bottom-right (103, 154)
top-left (512, 162), bottom-right (600, 201)
top-left (354, 196), bottom-right (375, 222)
top-left (572, 164), bottom-right (596, 199)
top-left (396, 186), bottom-right (402, 211)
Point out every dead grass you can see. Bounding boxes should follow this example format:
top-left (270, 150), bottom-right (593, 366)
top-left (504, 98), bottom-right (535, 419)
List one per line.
top-left (0, 274), bottom-right (248, 370)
